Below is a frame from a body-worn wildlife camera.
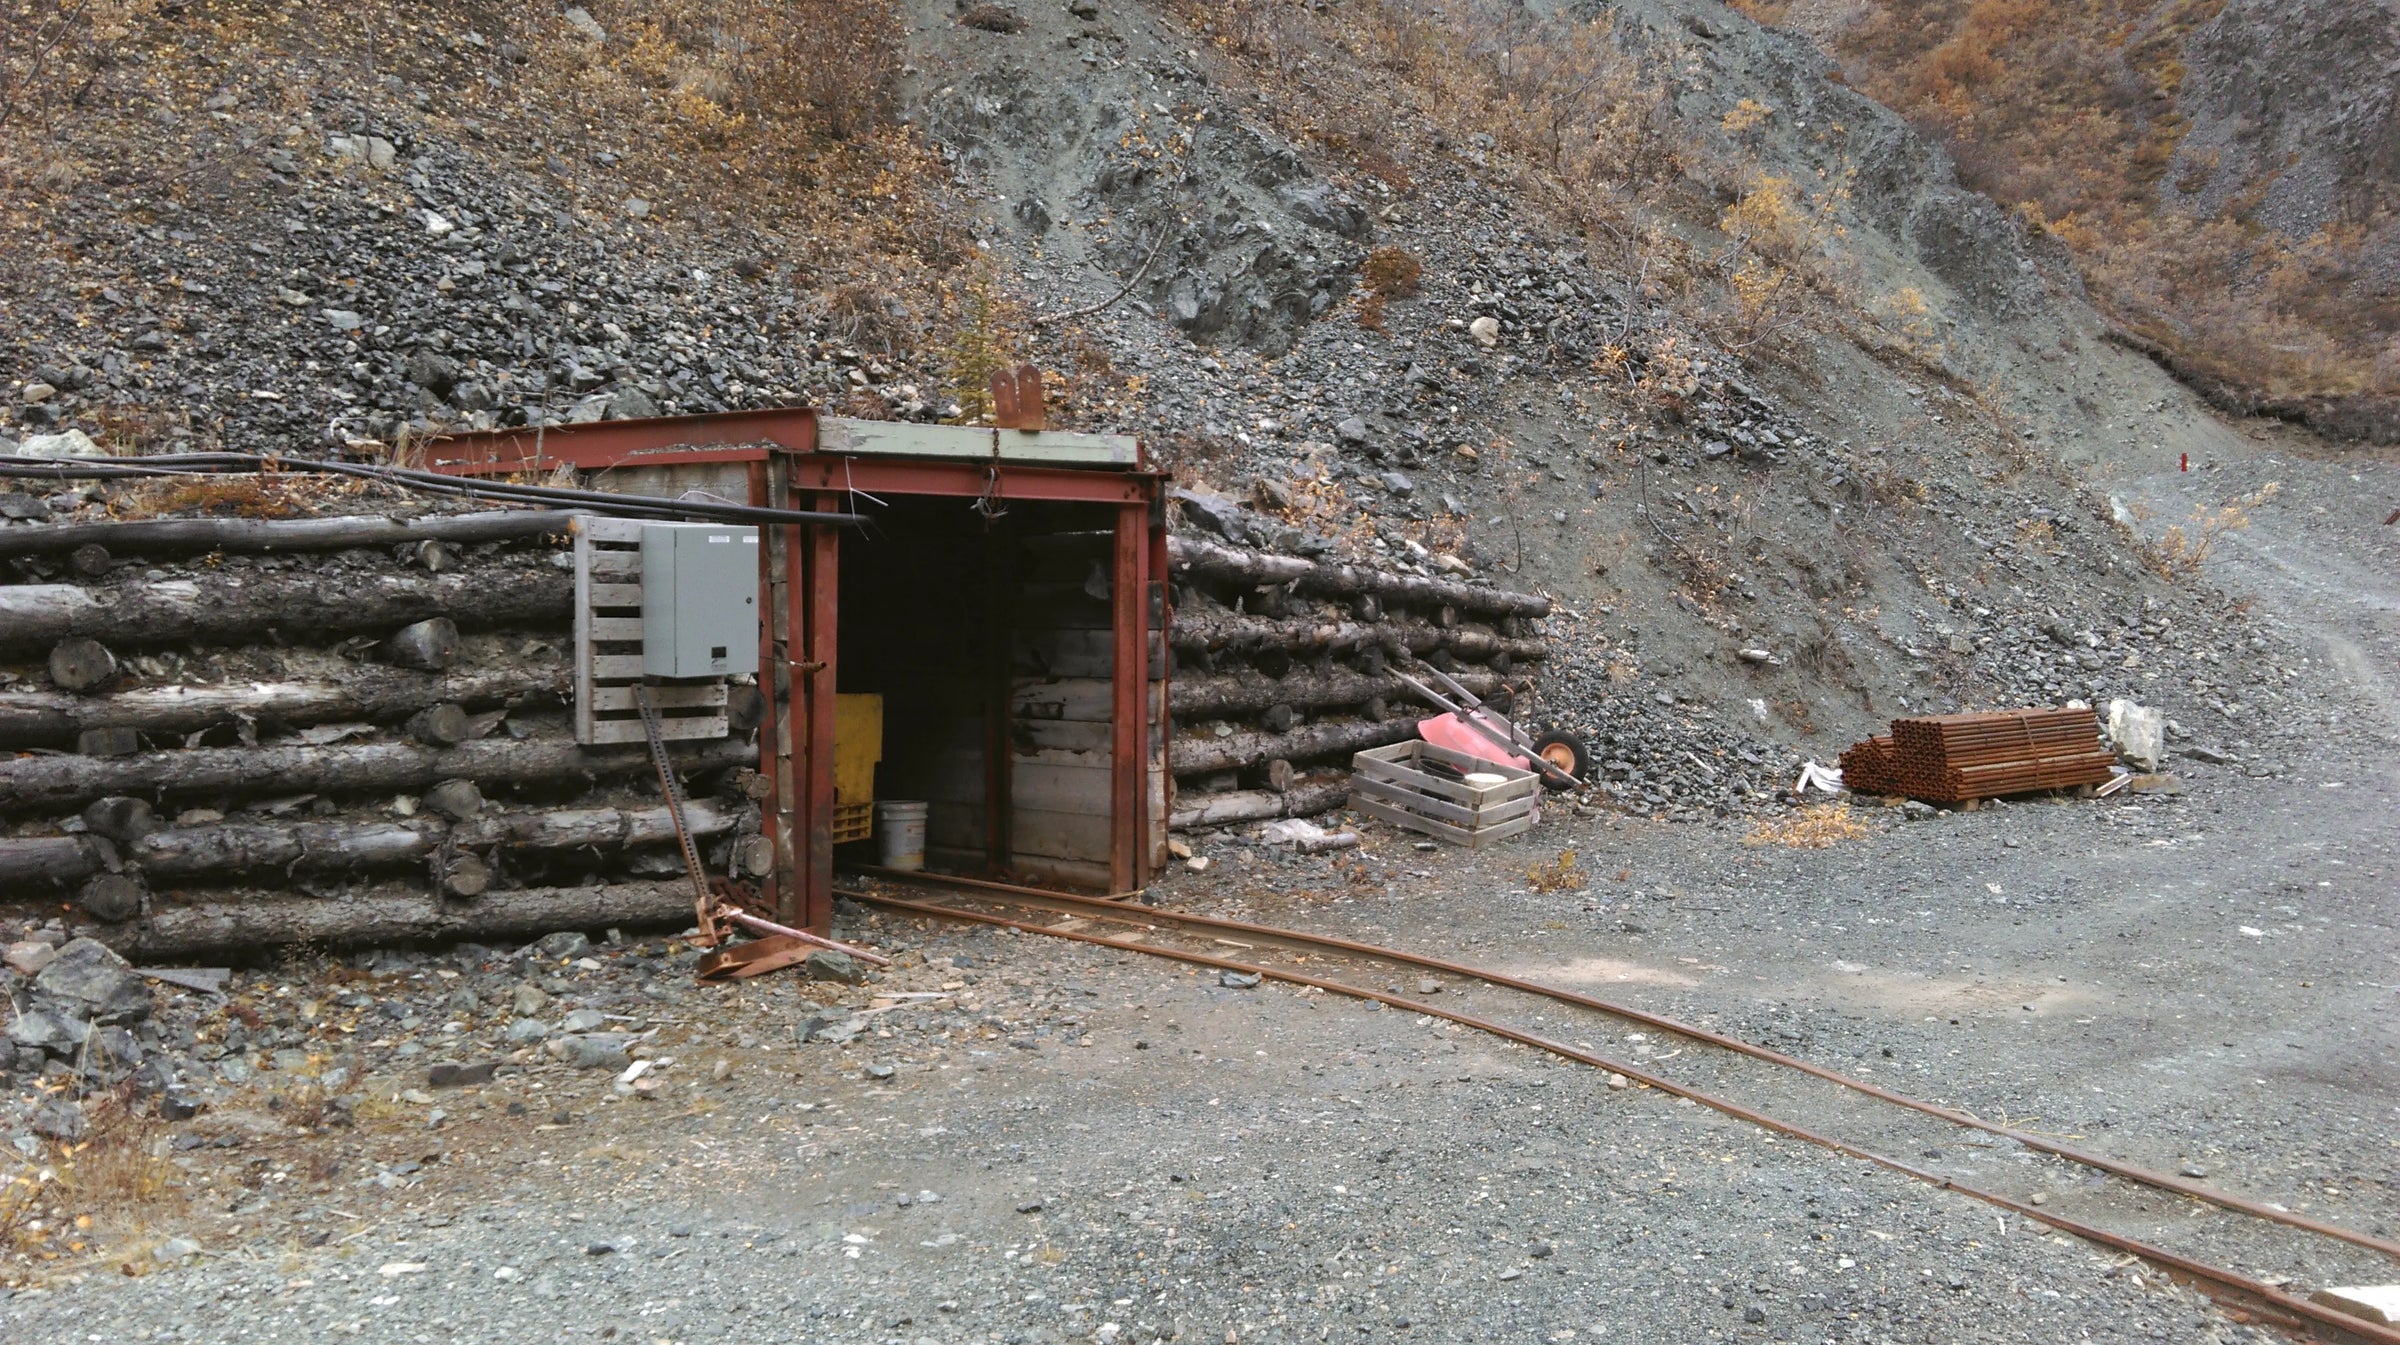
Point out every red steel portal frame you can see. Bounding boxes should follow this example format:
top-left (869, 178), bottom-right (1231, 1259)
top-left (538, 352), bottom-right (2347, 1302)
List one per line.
top-left (425, 408), bottom-right (1167, 933)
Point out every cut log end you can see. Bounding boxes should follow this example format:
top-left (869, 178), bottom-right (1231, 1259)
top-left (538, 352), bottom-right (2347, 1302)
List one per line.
top-left (49, 637), bottom-right (118, 692)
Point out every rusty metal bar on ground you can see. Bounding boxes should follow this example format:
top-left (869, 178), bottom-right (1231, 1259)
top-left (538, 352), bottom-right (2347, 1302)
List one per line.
top-left (717, 903), bottom-right (888, 967)
top-left (848, 883), bottom-right (2400, 1345)
top-left (841, 867), bottom-right (2400, 1263)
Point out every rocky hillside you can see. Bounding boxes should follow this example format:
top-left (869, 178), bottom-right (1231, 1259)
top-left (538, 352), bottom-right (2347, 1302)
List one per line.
top-left (1730, 0), bottom-right (2400, 439)
top-left (0, 0), bottom-right (2336, 816)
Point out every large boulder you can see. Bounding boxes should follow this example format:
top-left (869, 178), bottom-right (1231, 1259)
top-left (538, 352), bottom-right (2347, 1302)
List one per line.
top-left (31, 937), bottom-right (151, 1026)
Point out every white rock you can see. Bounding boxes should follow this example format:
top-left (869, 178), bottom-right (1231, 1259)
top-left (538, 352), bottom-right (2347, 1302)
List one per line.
top-left (17, 429), bottom-right (104, 457)
top-left (423, 210), bottom-right (454, 237)
top-left (1468, 315), bottom-right (1502, 347)
top-left (2, 941), bottom-right (56, 975)
top-left (153, 1236), bottom-right (202, 1262)
top-left (563, 7), bottom-right (606, 41)
top-left (2313, 1286), bottom-right (2400, 1326)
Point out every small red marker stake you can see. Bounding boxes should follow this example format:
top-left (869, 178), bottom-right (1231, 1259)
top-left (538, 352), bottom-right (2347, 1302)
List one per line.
top-left (2180, 453), bottom-right (2188, 472)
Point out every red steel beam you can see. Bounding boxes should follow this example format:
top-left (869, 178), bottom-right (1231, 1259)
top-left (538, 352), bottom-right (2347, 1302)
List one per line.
top-left (746, 458), bottom-right (785, 923)
top-left (774, 465), bottom-right (807, 929)
top-left (787, 455), bottom-right (1158, 504)
top-left (422, 408), bottom-right (818, 475)
top-left (802, 491), bottom-right (841, 934)
top-left (1110, 502), bottom-right (1146, 891)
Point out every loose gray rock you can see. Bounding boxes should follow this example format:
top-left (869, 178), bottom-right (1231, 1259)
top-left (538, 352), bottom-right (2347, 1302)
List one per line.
top-left (804, 949), bottom-right (864, 984)
top-left (31, 937), bottom-right (151, 1025)
top-left (30, 1097), bottom-right (88, 1142)
top-left (546, 1033), bottom-right (631, 1069)
top-left (8, 1009), bottom-right (91, 1054)
top-left (530, 931), bottom-right (592, 962)
top-left (79, 873), bottom-right (145, 924)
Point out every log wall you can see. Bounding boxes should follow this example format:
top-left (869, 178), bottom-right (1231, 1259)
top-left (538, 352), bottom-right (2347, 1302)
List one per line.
top-left (0, 505), bottom-right (1550, 952)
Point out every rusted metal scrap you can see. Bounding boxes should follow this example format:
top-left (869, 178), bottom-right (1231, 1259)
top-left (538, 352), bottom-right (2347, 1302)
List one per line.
top-left (1840, 707), bottom-right (2117, 805)
top-left (693, 878), bottom-right (891, 982)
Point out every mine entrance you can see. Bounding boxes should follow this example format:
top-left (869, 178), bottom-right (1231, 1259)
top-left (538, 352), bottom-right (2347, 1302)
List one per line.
top-left (836, 498), bottom-right (1130, 890)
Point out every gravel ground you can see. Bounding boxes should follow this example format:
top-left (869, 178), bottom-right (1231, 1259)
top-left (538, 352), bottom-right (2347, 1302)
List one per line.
top-left (0, 919), bottom-right (2304, 1345)
top-left (5, 446), bottom-right (2390, 1342)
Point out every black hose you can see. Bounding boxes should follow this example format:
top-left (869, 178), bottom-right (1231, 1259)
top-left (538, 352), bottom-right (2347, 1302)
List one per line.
top-left (0, 453), bottom-right (867, 529)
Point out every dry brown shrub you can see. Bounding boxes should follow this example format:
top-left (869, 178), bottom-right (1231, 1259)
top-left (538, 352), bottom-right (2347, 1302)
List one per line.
top-left (1824, 1), bottom-right (2396, 403)
top-left (0, 1090), bottom-right (184, 1283)
top-left (958, 4), bottom-right (1027, 34)
top-left (1361, 245), bottom-right (1424, 300)
top-left (1745, 803), bottom-right (1871, 848)
top-left (610, 0), bottom-right (903, 143)
top-left (1526, 848), bottom-right (1585, 892)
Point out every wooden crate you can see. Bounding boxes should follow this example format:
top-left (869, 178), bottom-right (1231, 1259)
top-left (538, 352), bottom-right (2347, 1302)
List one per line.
top-left (1348, 740), bottom-right (1540, 847)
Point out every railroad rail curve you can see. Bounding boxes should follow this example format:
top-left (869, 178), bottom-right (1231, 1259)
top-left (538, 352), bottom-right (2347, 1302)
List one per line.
top-left (841, 866), bottom-right (2400, 1345)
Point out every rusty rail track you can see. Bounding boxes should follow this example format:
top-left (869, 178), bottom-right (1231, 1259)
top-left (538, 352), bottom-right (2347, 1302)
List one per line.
top-left (842, 866), bottom-right (2400, 1345)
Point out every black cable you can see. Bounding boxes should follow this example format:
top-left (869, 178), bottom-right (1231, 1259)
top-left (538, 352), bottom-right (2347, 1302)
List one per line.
top-left (0, 453), bottom-right (868, 529)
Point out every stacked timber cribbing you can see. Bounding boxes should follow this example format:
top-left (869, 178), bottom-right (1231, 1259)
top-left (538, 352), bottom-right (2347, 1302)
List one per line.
top-left (1163, 535), bottom-right (1553, 832)
top-left (0, 507), bottom-right (1555, 952)
top-left (0, 508), bottom-right (771, 957)
top-left (1842, 708), bottom-right (2116, 804)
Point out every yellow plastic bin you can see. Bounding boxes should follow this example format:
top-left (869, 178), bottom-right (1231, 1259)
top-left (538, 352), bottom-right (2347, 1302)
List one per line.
top-left (832, 694), bottom-right (883, 843)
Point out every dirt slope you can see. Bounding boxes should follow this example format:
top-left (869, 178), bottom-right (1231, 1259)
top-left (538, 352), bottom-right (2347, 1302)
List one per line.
top-left (1733, 0), bottom-right (2400, 438)
top-left (0, 0), bottom-right (2370, 813)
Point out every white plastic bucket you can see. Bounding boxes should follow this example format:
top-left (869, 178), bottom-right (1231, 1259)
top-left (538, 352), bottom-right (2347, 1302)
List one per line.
top-left (874, 800), bottom-right (928, 871)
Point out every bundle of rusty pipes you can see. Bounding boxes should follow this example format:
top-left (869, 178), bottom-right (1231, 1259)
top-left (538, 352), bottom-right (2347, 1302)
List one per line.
top-left (1839, 708), bottom-right (2117, 804)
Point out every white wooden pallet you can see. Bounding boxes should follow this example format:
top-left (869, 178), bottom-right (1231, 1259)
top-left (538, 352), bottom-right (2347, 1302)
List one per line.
top-left (571, 515), bottom-right (729, 745)
top-left (1348, 740), bottom-right (1539, 848)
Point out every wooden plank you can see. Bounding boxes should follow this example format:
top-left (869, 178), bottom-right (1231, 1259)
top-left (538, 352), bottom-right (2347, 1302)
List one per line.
top-left (1353, 752), bottom-right (1485, 808)
top-left (572, 515), bottom-right (647, 544)
top-left (589, 583), bottom-right (643, 610)
top-left (1355, 741), bottom-right (1538, 804)
top-left (1016, 628), bottom-right (1113, 679)
top-left (588, 683), bottom-right (726, 712)
top-left (591, 654), bottom-right (647, 680)
top-left (590, 617), bottom-right (646, 642)
top-left (1350, 774), bottom-right (1483, 827)
top-left (927, 804), bottom-right (983, 851)
top-left (574, 525), bottom-right (596, 745)
top-left (1349, 774), bottom-right (1535, 829)
top-left (817, 417), bottom-right (1139, 467)
top-left (582, 713), bottom-right (729, 744)
top-left (1012, 677), bottom-right (1113, 722)
top-left (589, 551), bottom-right (641, 577)
top-left (1011, 761), bottom-right (1113, 813)
top-left (1349, 793), bottom-right (1477, 845)
top-left (924, 748), bottom-right (988, 806)
top-left (1012, 719), bottom-right (1113, 754)
top-left (1007, 745), bottom-right (1108, 770)
top-left (1006, 853), bottom-right (1113, 892)
top-left (1465, 812), bottom-right (1539, 848)
top-left (1010, 806), bottom-right (1112, 862)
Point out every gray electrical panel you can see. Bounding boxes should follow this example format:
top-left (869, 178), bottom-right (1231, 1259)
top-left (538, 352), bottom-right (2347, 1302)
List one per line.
top-left (640, 523), bottom-right (760, 679)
